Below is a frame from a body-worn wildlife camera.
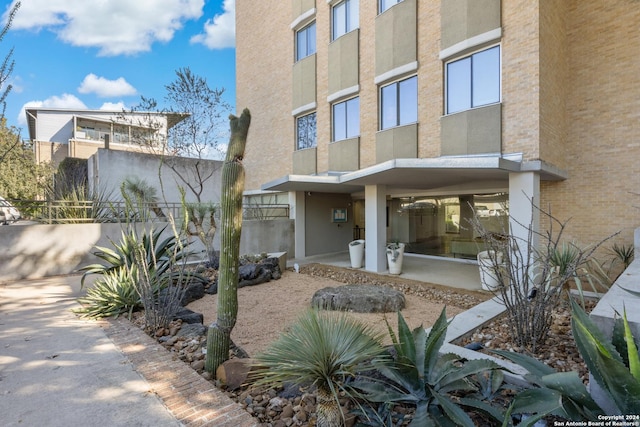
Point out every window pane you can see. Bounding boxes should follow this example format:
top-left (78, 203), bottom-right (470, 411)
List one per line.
top-left (446, 57), bottom-right (471, 114)
top-left (399, 76), bottom-right (417, 125)
top-left (307, 23), bottom-right (316, 55)
top-left (348, 0), bottom-right (359, 32)
top-left (333, 102), bottom-right (346, 141)
top-left (381, 84), bottom-right (398, 130)
top-left (472, 46), bottom-right (500, 107)
top-left (346, 97), bottom-right (360, 138)
top-left (333, 2), bottom-right (346, 40)
top-left (380, 0), bottom-right (401, 13)
top-left (296, 29), bottom-right (306, 61)
top-left (296, 23), bottom-right (316, 61)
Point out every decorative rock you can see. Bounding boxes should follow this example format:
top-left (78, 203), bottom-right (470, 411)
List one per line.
top-left (173, 307), bottom-right (204, 324)
top-left (181, 282), bottom-right (205, 305)
top-left (281, 404), bottom-right (294, 419)
top-left (205, 282), bottom-right (218, 295)
top-left (238, 270), bottom-right (272, 288)
top-left (216, 358), bottom-right (256, 390)
top-left (191, 359), bottom-right (205, 371)
top-left (239, 264), bottom-right (262, 280)
top-left (311, 284), bottom-right (405, 313)
top-left (176, 323), bottom-right (206, 339)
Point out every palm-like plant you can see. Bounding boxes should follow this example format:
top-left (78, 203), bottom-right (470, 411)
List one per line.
top-left (354, 309), bottom-right (505, 426)
top-left (252, 309), bottom-right (388, 427)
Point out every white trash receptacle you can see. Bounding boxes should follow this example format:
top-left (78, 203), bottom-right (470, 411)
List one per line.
top-left (349, 240), bottom-right (365, 268)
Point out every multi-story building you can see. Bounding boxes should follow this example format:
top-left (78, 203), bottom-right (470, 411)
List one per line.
top-left (26, 108), bottom-right (187, 167)
top-left (236, 0), bottom-right (639, 272)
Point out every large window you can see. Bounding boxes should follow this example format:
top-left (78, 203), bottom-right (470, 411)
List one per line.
top-left (332, 97), bottom-right (360, 141)
top-left (332, 0), bottom-right (359, 40)
top-left (380, 76), bottom-right (417, 130)
top-left (296, 112), bottom-right (317, 149)
top-left (295, 22), bottom-right (316, 61)
top-left (388, 193), bottom-right (509, 258)
top-left (379, 0), bottom-right (403, 13)
top-left (446, 46), bottom-right (500, 114)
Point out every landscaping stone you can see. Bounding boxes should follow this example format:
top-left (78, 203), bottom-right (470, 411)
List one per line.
top-left (216, 358), bottom-right (256, 390)
top-left (173, 307), bottom-right (204, 324)
top-left (176, 323), bottom-right (206, 339)
top-left (180, 282), bottom-right (205, 305)
top-left (311, 284), bottom-right (405, 313)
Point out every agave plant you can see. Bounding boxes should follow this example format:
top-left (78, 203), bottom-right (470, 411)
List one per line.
top-left (74, 268), bottom-right (140, 319)
top-left (493, 297), bottom-right (640, 425)
top-left (79, 225), bottom-right (189, 287)
top-left (609, 243), bottom-right (635, 270)
top-left (547, 241), bottom-right (611, 307)
top-left (570, 298), bottom-right (640, 413)
top-left (252, 309), bottom-right (388, 427)
top-left (353, 309), bottom-right (506, 426)
top-left (492, 348), bottom-right (603, 426)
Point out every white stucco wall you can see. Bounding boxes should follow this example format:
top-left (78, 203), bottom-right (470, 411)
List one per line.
top-left (88, 149), bottom-right (223, 204)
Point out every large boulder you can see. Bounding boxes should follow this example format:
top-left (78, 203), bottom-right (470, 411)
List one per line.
top-left (311, 285), bottom-right (405, 313)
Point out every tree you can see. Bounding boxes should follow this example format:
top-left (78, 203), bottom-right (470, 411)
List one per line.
top-left (131, 67), bottom-right (232, 203)
top-left (0, 119), bottom-right (52, 200)
top-left (0, 1), bottom-right (19, 121)
top-left (205, 108), bottom-right (251, 374)
top-left (165, 67), bottom-right (230, 160)
top-left (128, 69), bottom-right (232, 267)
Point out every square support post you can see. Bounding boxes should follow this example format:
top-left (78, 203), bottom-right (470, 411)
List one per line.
top-left (365, 184), bottom-right (387, 272)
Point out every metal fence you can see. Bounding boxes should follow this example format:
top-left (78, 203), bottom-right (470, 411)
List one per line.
top-left (7, 200), bottom-right (290, 224)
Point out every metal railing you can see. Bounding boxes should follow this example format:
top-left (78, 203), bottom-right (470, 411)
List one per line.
top-left (8, 200), bottom-right (290, 224)
top-left (242, 204), bottom-right (290, 220)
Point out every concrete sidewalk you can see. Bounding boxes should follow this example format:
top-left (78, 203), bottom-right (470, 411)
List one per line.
top-left (0, 275), bottom-right (256, 427)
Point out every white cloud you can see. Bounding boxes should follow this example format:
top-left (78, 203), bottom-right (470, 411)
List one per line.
top-left (6, 0), bottom-right (204, 56)
top-left (78, 74), bottom-right (136, 98)
top-left (100, 102), bottom-right (127, 111)
top-left (190, 0), bottom-right (235, 49)
top-left (17, 94), bottom-right (87, 125)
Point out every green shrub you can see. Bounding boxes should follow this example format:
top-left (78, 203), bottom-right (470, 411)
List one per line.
top-left (252, 309), bottom-right (388, 427)
top-left (354, 309), bottom-right (505, 426)
top-left (571, 298), bottom-right (640, 413)
top-left (74, 269), bottom-right (140, 319)
top-left (493, 297), bottom-right (640, 425)
top-left (79, 225), bottom-right (188, 287)
top-left (77, 225), bottom-right (201, 322)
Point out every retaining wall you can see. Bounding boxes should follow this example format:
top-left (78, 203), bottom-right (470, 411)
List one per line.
top-left (0, 219), bottom-right (294, 282)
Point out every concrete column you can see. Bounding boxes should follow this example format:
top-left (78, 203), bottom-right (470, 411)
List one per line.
top-left (509, 172), bottom-right (540, 275)
top-left (365, 184), bottom-right (387, 272)
top-left (290, 191), bottom-right (306, 259)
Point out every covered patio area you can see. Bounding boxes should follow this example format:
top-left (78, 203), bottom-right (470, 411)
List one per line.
top-left (288, 251), bottom-right (484, 292)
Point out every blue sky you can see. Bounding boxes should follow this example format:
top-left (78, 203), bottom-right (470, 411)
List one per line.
top-left (1, 0), bottom-right (237, 134)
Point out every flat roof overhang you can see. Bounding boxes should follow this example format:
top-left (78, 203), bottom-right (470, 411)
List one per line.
top-left (261, 156), bottom-right (567, 194)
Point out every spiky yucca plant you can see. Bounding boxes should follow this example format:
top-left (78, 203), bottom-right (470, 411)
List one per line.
top-left (252, 309), bottom-right (388, 427)
top-left (75, 269), bottom-right (140, 319)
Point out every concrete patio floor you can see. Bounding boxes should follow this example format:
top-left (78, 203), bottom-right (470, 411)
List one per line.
top-left (289, 251), bottom-right (483, 291)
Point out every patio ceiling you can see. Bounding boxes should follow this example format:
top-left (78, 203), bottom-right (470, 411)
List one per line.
top-left (262, 156), bottom-right (567, 194)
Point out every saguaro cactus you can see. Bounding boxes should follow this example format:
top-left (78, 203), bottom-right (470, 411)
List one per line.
top-left (205, 109), bottom-right (251, 374)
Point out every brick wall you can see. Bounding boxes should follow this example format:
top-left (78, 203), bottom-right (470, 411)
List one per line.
top-left (541, 0), bottom-right (640, 248)
top-left (236, 1), bottom-right (294, 191)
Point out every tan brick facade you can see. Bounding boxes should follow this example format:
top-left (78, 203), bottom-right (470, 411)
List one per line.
top-left (541, 0), bottom-right (640, 246)
top-left (237, 0), bottom-right (640, 248)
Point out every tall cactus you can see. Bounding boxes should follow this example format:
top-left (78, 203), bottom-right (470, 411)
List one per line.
top-left (205, 109), bottom-right (251, 374)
